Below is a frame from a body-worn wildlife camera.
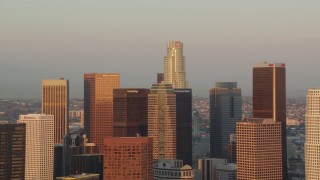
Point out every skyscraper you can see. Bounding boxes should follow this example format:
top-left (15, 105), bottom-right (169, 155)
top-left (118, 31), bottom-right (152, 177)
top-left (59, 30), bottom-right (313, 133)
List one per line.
top-left (42, 78), bottom-right (69, 144)
top-left (84, 73), bottom-right (120, 153)
top-left (113, 88), bottom-right (149, 137)
top-left (252, 62), bottom-right (287, 179)
top-left (237, 118), bottom-right (283, 180)
top-left (253, 62), bottom-right (286, 122)
top-left (164, 41), bottom-right (188, 88)
top-left (305, 88), bottom-right (320, 180)
top-left (103, 137), bottom-right (153, 180)
top-left (148, 83), bottom-right (176, 160)
top-left (18, 114), bottom-right (54, 180)
top-left (0, 122), bottom-right (26, 180)
top-left (175, 88), bottom-right (193, 166)
top-left (210, 82), bottom-right (242, 159)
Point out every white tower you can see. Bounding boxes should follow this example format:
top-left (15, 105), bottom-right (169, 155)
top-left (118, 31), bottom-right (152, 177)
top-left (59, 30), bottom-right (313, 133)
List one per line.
top-left (18, 114), bottom-right (54, 180)
top-left (305, 88), bottom-right (320, 180)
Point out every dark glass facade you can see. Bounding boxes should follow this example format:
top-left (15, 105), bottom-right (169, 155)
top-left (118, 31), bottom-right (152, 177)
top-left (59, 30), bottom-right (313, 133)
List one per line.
top-left (113, 88), bottom-right (149, 137)
top-left (0, 123), bottom-right (26, 180)
top-left (70, 154), bottom-right (103, 180)
top-left (253, 65), bottom-right (286, 123)
top-left (175, 89), bottom-right (193, 166)
top-left (210, 82), bottom-right (242, 159)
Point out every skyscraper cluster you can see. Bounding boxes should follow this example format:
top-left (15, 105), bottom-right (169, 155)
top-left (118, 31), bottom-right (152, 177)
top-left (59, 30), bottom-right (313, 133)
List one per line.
top-left (2, 40), bottom-right (319, 180)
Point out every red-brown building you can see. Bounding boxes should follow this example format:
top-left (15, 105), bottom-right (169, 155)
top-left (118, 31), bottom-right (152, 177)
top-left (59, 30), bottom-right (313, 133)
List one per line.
top-left (113, 88), bottom-right (149, 137)
top-left (84, 73), bottom-right (120, 153)
top-left (252, 62), bottom-right (287, 179)
top-left (253, 62), bottom-right (286, 123)
top-left (103, 137), bottom-right (153, 180)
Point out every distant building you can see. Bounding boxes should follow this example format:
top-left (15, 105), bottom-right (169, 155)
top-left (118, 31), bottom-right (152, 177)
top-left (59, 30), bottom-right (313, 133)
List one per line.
top-left (0, 122), bottom-right (26, 180)
top-left (192, 110), bottom-right (201, 141)
top-left (84, 73), bottom-right (120, 153)
top-left (18, 114), bottom-right (54, 180)
top-left (54, 145), bottom-right (64, 179)
top-left (198, 158), bottom-right (225, 180)
top-left (305, 88), bottom-right (320, 180)
top-left (210, 82), bottom-right (242, 159)
top-left (192, 137), bottom-right (210, 169)
top-left (154, 159), bottom-right (195, 180)
top-left (54, 133), bottom-right (101, 179)
top-left (157, 73), bottom-right (164, 83)
top-left (113, 88), bottom-right (149, 137)
top-left (216, 163), bottom-right (236, 180)
top-left (237, 118), bottom-right (283, 179)
top-left (69, 110), bottom-right (84, 127)
top-left (42, 78), bottom-right (69, 144)
top-left (148, 83), bottom-right (176, 160)
top-left (71, 154), bottom-right (103, 180)
top-left (103, 137), bottom-right (153, 180)
top-left (227, 134), bottom-right (236, 163)
top-left (175, 88), bottom-right (193, 166)
top-left (164, 41), bottom-right (188, 88)
top-left (56, 173), bottom-right (99, 180)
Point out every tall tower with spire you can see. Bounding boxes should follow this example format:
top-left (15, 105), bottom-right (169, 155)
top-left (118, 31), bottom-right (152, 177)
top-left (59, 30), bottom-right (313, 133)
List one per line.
top-left (164, 41), bottom-right (188, 89)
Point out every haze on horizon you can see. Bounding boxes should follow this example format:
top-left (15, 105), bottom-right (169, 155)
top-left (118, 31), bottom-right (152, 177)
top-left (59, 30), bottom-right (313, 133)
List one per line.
top-left (1, 1), bottom-right (319, 98)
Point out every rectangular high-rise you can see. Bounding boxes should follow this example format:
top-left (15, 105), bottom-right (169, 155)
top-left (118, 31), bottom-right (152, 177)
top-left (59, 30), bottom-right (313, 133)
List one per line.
top-left (103, 137), bottom-right (153, 180)
top-left (305, 88), bottom-right (320, 180)
top-left (252, 62), bottom-right (287, 179)
top-left (42, 78), bottom-right (69, 144)
top-left (175, 88), bottom-right (193, 166)
top-left (210, 82), bottom-right (242, 159)
top-left (0, 122), bottom-right (26, 180)
top-left (164, 41), bottom-right (188, 88)
top-left (148, 83), bottom-right (176, 160)
top-left (84, 73), bottom-right (120, 153)
top-left (237, 118), bottom-right (283, 180)
top-left (253, 62), bottom-right (286, 122)
top-left (113, 88), bottom-right (149, 137)
top-left (18, 114), bottom-right (54, 180)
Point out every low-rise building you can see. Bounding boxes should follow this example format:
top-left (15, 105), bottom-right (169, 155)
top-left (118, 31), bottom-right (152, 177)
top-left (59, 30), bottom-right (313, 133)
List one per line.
top-left (154, 159), bottom-right (194, 180)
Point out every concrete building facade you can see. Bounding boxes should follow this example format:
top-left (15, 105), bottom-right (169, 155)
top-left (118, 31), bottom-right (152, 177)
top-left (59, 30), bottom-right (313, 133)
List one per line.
top-left (236, 118), bottom-right (283, 180)
top-left (103, 137), bottom-right (153, 180)
top-left (18, 114), bottom-right (54, 180)
top-left (148, 83), bottom-right (176, 160)
top-left (305, 88), bottom-right (320, 180)
top-left (42, 78), bottom-right (69, 144)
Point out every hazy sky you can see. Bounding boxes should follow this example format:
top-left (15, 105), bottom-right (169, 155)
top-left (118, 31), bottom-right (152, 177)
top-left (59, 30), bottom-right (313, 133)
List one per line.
top-left (1, 1), bottom-right (320, 98)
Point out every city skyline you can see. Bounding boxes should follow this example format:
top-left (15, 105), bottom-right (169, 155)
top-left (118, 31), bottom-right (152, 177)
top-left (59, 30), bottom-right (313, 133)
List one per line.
top-left (1, 1), bottom-right (320, 98)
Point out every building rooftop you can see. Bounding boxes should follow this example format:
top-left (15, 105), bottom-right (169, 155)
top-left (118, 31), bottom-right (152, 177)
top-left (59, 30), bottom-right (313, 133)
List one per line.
top-left (216, 163), bottom-right (237, 172)
top-left (238, 118), bottom-right (280, 124)
top-left (254, 62), bottom-right (285, 68)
